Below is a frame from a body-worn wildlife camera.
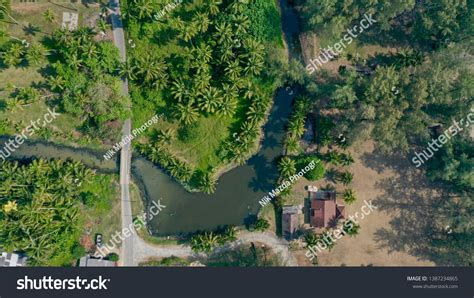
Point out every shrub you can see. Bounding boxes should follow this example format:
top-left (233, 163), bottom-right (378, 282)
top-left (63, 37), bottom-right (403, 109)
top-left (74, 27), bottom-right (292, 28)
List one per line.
top-left (106, 253), bottom-right (120, 262)
top-left (248, 218), bottom-right (270, 232)
top-left (296, 155), bottom-right (325, 181)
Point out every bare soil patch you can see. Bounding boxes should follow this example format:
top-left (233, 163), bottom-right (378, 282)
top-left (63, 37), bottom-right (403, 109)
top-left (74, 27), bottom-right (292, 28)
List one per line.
top-left (315, 141), bottom-right (436, 266)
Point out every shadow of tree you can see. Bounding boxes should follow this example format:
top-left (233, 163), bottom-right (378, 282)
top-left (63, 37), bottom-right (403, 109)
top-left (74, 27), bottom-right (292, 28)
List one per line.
top-left (365, 149), bottom-right (468, 265)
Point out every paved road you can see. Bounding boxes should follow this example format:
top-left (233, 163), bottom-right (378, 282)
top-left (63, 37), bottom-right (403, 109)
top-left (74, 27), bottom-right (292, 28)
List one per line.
top-left (109, 0), bottom-right (134, 266)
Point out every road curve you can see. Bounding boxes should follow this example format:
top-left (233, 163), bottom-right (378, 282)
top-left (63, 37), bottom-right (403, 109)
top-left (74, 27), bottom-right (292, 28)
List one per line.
top-left (134, 231), bottom-right (297, 266)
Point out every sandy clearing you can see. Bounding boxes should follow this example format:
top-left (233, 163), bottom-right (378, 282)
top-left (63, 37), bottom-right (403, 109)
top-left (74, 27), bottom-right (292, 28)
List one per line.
top-left (315, 141), bottom-right (436, 266)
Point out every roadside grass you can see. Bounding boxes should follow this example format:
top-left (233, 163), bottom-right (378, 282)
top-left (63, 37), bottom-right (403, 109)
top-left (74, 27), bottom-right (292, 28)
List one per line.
top-left (80, 174), bottom-right (121, 246)
top-left (139, 256), bottom-right (189, 267)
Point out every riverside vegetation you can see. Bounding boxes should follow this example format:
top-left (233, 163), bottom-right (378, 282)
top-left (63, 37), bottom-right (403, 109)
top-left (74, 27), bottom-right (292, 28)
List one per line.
top-left (123, 0), bottom-right (285, 193)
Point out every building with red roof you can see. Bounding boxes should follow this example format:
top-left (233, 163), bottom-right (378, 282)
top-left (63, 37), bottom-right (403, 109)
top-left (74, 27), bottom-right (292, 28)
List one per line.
top-left (309, 190), bottom-right (345, 228)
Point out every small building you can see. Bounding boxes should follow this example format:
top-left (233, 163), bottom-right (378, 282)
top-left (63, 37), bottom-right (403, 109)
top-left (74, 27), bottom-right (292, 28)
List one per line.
top-left (309, 190), bottom-right (345, 228)
top-left (79, 256), bottom-right (116, 267)
top-left (0, 252), bottom-right (27, 267)
top-left (282, 205), bottom-right (300, 240)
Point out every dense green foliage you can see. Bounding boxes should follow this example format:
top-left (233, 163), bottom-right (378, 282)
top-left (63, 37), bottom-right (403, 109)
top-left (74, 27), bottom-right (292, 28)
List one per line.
top-left (286, 96), bottom-right (311, 154)
top-left (123, 0), bottom-right (283, 192)
top-left (296, 155), bottom-right (325, 181)
top-left (47, 28), bottom-right (129, 140)
top-left (190, 226), bottom-right (237, 253)
top-left (0, 159), bottom-right (95, 265)
top-left (247, 217), bottom-right (270, 232)
top-left (298, 0), bottom-right (473, 265)
top-left (297, 0), bottom-right (472, 48)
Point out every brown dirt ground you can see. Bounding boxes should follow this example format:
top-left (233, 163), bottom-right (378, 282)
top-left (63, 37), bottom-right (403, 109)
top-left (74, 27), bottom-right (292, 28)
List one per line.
top-left (311, 141), bottom-right (436, 266)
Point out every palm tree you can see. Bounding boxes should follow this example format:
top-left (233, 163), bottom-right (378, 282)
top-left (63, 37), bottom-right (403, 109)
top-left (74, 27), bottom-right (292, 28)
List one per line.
top-left (179, 24), bottom-right (198, 43)
top-left (199, 171), bottom-right (217, 194)
top-left (288, 119), bottom-right (305, 137)
top-left (2, 42), bottom-right (24, 66)
top-left (246, 103), bottom-right (265, 124)
top-left (2, 200), bottom-right (18, 213)
top-left (81, 42), bottom-right (98, 59)
top-left (342, 219), bottom-right (360, 237)
top-left (25, 43), bottom-right (44, 65)
top-left (343, 189), bottom-right (357, 204)
top-left (225, 60), bottom-right (241, 81)
top-left (338, 171), bottom-right (353, 185)
top-left (173, 102), bottom-right (199, 125)
top-left (286, 137), bottom-right (299, 154)
top-left (304, 232), bottom-right (320, 247)
top-left (221, 226), bottom-right (237, 243)
top-left (278, 157), bottom-right (296, 178)
top-left (177, 164), bottom-right (193, 183)
top-left (167, 159), bottom-right (181, 178)
top-left (219, 43), bottom-right (234, 63)
top-left (53, 29), bottom-right (73, 45)
top-left (199, 87), bottom-right (221, 114)
top-left (170, 79), bottom-right (188, 102)
top-left (240, 121), bottom-right (259, 139)
top-left (133, 0), bottom-right (154, 20)
top-left (118, 60), bottom-right (137, 80)
top-left (326, 150), bottom-right (342, 165)
top-left (194, 43), bottom-right (213, 64)
top-left (42, 9), bottom-right (56, 24)
top-left (193, 12), bottom-right (210, 33)
top-left (214, 21), bottom-right (233, 45)
top-left (244, 56), bottom-right (264, 76)
top-left (68, 53), bottom-right (82, 69)
top-left (233, 14), bottom-right (249, 36)
top-left (191, 232), bottom-right (220, 253)
top-left (341, 153), bottom-right (354, 166)
top-left (0, 0), bottom-right (19, 24)
top-left (48, 75), bottom-right (66, 91)
top-left (5, 97), bottom-right (25, 111)
top-left (222, 83), bottom-right (238, 100)
top-left (157, 128), bottom-right (176, 145)
top-left (243, 38), bottom-right (264, 60)
top-left (217, 96), bottom-right (237, 117)
top-left (96, 19), bottom-right (110, 34)
top-left (193, 71), bottom-right (211, 91)
top-left (207, 0), bottom-right (222, 16)
top-left (243, 81), bottom-right (256, 100)
top-left (170, 16), bottom-right (185, 31)
top-left (137, 56), bottom-right (168, 87)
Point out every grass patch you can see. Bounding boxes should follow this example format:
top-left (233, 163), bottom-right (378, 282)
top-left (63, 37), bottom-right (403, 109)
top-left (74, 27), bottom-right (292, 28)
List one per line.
top-left (80, 174), bottom-right (121, 247)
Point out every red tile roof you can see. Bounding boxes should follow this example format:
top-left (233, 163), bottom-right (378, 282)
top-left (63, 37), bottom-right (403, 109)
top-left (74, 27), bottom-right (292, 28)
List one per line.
top-left (310, 191), bottom-right (345, 228)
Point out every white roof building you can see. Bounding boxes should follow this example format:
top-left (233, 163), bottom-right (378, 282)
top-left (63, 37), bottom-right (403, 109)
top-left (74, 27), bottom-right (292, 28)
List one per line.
top-left (0, 252), bottom-right (27, 267)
